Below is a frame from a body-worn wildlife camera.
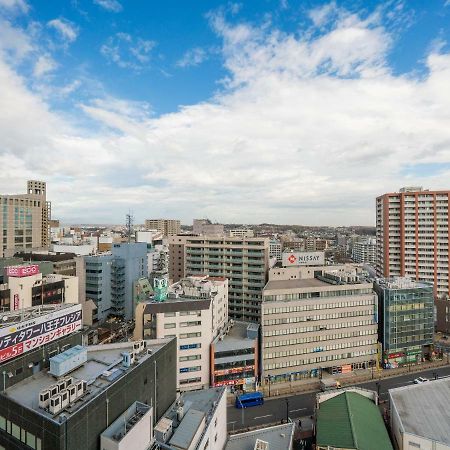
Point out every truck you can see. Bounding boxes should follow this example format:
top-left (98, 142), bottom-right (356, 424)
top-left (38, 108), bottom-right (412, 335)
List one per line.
top-left (320, 378), bottom-right (341, 391)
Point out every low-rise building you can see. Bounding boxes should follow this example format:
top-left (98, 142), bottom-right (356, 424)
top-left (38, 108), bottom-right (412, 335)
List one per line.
top-left (262, 267), bottom-right (378, 383)
top-left (390, 378), bottom-right (450, 450)
top-left (134, 276), bottom-right (228, 391)
top-left (316, 388), bottom-right (393, 450)
top-left (0, 263), bottom-right (79, 312)
top-left (211, 321), bottom-right (259, 391)
top-left (154, 387), bottom-right (227, 450)
top-left (374, 277), bottom-right (434, 368)
top-left (225, 423), bottom-right (295, 450)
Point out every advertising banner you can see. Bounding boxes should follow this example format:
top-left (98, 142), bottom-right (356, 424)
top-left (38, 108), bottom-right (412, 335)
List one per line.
top-left (0, 304), bottom-right (82, 363)
top-left (6, 265), bottom-right (40, 278)
top-left (282, 251), bottom-right (325, 267)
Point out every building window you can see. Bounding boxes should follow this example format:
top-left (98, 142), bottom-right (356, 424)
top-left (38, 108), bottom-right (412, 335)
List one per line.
top-left (164, 323), bottom-right (176, 329)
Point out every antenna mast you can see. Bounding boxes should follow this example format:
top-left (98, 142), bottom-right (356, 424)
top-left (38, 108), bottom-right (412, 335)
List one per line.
top-left (126, 212), bottom-right (134, 243)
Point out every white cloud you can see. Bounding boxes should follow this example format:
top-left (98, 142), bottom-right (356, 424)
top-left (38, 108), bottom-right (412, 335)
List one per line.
top-left (0, 0), bottom-right (29, 14)
top-left (177, 47), bottom-right (207, 68)
top-left (93, 0), bottom-right (122, 12)
top-left (47, 18), bottom-right (79, 43)
top-left (1, 4), bottom-right (450, 225)
top-left (101, 33), bottom-right (156, 70)
top-left (33, 54), bottom-right (57, 77)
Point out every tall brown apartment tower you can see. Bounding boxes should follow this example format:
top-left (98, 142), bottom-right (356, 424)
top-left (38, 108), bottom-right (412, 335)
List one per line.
top-left (0, 180), bottom-right (51, 257)
top-left (376, 186), bottom-right (450, 332)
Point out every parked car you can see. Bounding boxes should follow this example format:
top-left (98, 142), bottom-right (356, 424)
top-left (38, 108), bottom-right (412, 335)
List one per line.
top-left (413, 377), bottom-right (429, 384)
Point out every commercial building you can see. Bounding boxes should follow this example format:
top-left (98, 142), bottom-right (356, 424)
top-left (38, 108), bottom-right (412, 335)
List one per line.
top-left (0, 338), bottom-right (177, 450)
top-left (154, 387), bottom-right (227, 450)
top-left (145, 219), bottom-right (180, 237)
top-left (193, 219), bottom-right (224, 236)
top-left (169, 235), bottom-right (269, 322)
top-left (352, 237), bottom-right (376, 264)
top-left (316, 388), bottom-right (393, 450)
top-left (211, 321), bottom-right (259, 391)
top-left (0, 264), bottom-right (79, 312)
top-left (374, 277), bottom-right (434, 368)
top-left (134, 276), bottom-right (228, 391)
top-left (225, 423), bottom-right (295, 450)
top-left (376, 187), bottom-right (450, 331)
top-left (262, 267), bottom-right (378, 383)
top-left (84, 242), bottom-right (147, 322)
top-left (390, 378), bottom-right (450, 450)
top-left (0, 180), bottom-right (51, 258)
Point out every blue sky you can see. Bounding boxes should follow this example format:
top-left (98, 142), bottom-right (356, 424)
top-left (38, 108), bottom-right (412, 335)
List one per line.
top-left (1, 0), bottom-right (450, 225)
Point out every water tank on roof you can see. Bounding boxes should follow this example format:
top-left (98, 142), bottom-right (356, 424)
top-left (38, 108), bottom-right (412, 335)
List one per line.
top-left (49, 346), bottom-right (87, 378)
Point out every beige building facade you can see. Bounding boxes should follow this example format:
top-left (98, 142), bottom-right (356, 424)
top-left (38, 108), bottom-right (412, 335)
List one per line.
top-left (134, 276), bottom-right (228, 391)
top-left (0, 180), bottom-right (51, 257)
top-left (168, 235), bottom-right (269, 322)
top-left (261, 267), bottom-right (378, 383)
top-left (145, 219), bottom-right (180, 236)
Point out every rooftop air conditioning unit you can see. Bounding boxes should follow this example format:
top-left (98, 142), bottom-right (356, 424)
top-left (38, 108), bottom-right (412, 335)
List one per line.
top-left (60, 389), bottom-right (69, 409)
top-left (39, 389), bottom-right (51, 409)
top-left (49, 395), bottom-right (62, 415)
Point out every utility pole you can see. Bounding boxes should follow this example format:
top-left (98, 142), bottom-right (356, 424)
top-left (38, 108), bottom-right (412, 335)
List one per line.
top-left (285, 397), bottom-right (289, 422)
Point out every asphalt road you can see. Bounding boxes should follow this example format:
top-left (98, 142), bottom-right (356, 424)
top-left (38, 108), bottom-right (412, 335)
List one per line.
top-left (227, 365), bottom-right (450, 431)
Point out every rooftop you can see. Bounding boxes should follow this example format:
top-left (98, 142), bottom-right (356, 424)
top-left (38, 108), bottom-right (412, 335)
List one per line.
top-left (3, 339), bottom-right (171, 423)
top-left (225, 423), bottom-right (294, 450)
top-left (264, 277), bottom-right (329, 291)
top-left (389, 378), bottom-right (450, 445)
top-left (213, 321), bottom-right (258, 352)
top-left (376, 277), bottom-right (433, 291)
top-left (161, 387), bottom-right (225, 450)
top-left (316, 391), bottom-right (393, 450)
top-left (0, 303), bottom-right (80, 329)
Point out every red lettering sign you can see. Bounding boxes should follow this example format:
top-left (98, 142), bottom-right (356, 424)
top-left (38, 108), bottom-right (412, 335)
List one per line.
top-left (0, 343), bottom-right (24, 363)
top-left (6, 265), bottom-right (40, 278)
top-left (13, 294), bottom-right (19, 311)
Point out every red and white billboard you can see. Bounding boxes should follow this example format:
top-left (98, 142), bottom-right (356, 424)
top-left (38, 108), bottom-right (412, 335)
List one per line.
top-left (6, 264), bottom-right (40, 278)
top-left (0, 304), bottom-right (82, 364)
top-left (282, 251), bottom-right (325, 267)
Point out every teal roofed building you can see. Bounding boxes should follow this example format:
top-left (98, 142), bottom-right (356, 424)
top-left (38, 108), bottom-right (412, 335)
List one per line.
top-left (316, 389), bottom-right (393, 450)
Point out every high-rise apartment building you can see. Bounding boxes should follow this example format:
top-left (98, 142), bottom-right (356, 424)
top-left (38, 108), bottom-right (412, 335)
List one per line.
top-left (352, 237), bottom-right (376, 264)
top-left (269, 239), bottom-right (282, 261)
top-left (376, 187), bottom-right (449, 296)
top-left (145, 219), bottom-right (181, 236)
top-left (0, 180), bottom-right (51, 257)
top-left (169, 235), bottom-right (269, 322)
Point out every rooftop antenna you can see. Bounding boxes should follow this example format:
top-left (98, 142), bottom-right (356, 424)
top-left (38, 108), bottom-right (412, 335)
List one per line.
top-left (126, 212), bottom-right (134, 243)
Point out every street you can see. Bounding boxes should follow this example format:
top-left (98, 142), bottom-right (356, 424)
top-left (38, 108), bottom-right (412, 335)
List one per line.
top-left (227, 365), bottom-right (450, 431)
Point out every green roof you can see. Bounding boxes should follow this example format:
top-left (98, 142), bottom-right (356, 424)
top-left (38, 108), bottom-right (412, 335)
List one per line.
top-left (316, 391), bottom-right (393, 450)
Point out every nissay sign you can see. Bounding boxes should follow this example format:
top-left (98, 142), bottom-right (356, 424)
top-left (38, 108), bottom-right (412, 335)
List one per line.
top-left (6, 265), bottom-right (40, 278)
top-left (282, 251), bottom-right (325, 267)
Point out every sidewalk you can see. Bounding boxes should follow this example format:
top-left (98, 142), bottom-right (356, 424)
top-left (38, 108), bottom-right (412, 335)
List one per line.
top-left (227, 357), bottom-right (450, 404)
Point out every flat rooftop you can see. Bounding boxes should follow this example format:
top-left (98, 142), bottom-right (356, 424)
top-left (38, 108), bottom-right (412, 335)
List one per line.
top-left (3, 339), bottom-right (171, 423)
top-left (390, 378), bottom-right (450, 445)
top-left (213, 321), bottom-right (258, 352)
top-left (225, 423), bottom-right (294, 450)
top-left (264, 277), bottom-right (329, 291)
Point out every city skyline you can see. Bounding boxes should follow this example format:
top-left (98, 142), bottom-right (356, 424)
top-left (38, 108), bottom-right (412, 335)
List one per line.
top-left (1, 1), bottom-right (450, 225)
